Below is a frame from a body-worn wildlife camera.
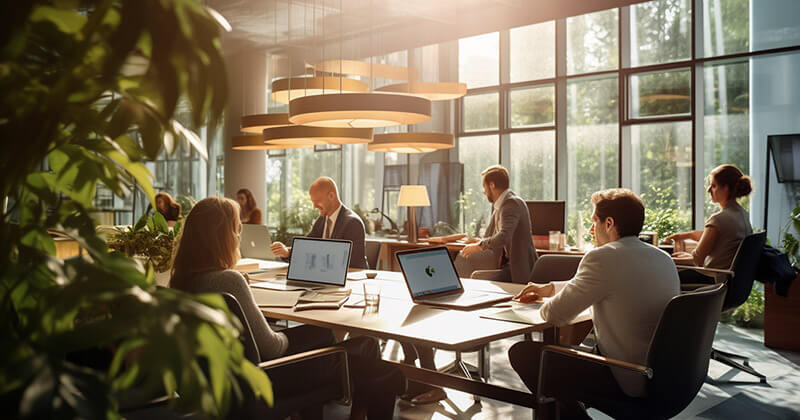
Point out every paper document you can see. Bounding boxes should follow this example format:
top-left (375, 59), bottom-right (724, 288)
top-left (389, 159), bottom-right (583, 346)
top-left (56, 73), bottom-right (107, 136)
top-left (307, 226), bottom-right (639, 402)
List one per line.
top-left (480, 306), bottom-right (544, 325)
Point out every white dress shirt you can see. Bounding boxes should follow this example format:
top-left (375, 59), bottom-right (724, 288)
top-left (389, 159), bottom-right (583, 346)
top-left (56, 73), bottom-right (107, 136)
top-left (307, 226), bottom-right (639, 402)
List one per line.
top-left (323, 204), bottom-right (342, 238)
top-left (540, 236), bottom-right (680, 397)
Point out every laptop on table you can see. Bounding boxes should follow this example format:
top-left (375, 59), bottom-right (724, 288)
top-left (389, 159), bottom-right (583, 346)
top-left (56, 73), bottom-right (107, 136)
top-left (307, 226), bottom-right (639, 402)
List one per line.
top-left (396, 247), bottom-right (512, 309)
top-left (252, 237), bottom-right (352, 291)
top-left (240, 224), bottom-right (275, 260)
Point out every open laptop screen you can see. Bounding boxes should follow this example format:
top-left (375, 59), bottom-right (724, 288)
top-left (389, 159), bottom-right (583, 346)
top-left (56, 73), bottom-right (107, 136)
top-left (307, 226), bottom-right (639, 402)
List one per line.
top-left (397, 247), bottom-right (461, 297)
top-left (287, 237), bottom-right (352, 286)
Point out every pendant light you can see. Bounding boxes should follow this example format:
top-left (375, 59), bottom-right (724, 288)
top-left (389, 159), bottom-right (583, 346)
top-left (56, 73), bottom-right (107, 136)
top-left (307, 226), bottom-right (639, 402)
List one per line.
top-left (240, 113), bottom-right (291, 133)
top-left (367, 132), bottom-right (454, 153)
top-left (374, 81), bottom-right (466, 101)
top-left (264, 125), bottom-right (373, 146)
top-left (270, 76), bottom-right (368, 104)
top-left (288, 0), bottom-right (432, 128)
top-left (232, 134), bottom-right (311, 150)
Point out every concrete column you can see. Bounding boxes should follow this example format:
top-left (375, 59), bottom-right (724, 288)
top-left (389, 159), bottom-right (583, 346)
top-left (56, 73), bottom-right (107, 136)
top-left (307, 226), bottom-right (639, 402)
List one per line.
top-left (223, 52), bottom-right (268, 213)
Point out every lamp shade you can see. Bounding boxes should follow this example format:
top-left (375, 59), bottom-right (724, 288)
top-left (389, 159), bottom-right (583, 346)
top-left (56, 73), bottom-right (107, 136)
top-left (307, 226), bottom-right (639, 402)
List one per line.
top-left (271, 77), bottom-right (368, 104)
top-left (374, 82), bottom-right (467, 101)
top-left (232, 134), bottom-right (311, 150)
top-left (263, 125), bottom-right (373, 146)
top-left (240, 113), bottom-right (291, 133)
top-left (368, 132), bottom-right (453, 153)
top-left (288, 93), bottom-right (431, 128)
top-left (397, 185), bottom-right (430, 207)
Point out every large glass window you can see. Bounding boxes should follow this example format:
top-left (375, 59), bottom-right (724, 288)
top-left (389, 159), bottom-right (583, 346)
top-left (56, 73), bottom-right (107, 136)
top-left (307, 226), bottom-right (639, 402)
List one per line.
top-left (629, 68), bottom-right (692, 118)
top-left (463, 92), bottom-right (499, 132)
top-left (567, 9), bottom-right (619, 75)
top-left (702, 0), bottom-right (749, 57)
top-left (459, 135), bottom-right (498, 236)
top-left (510, 131), bottom-right (556, 200)
top-left (510, 21), bottom-right (555, 82)
top-left (566, 76), bottom-right (619, 242)
top-left (630, 0), bottom-right (691, 66)
top-left (509, 85), bottom-right (555, 128)
top-left (458, 32), bottom-right (500, 88)
top-left (631, 121), bottom-right (693, 232)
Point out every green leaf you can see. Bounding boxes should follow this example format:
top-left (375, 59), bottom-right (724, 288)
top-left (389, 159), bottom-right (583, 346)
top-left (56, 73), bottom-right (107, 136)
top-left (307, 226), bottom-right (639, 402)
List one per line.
top-left (152, 211), bottom-right (169, 233)
top-left (30, 6), bottom-right (87, 35)
top-left (106, 150), bottom-right (155, 209)
top-left (241, 360), bottom-right (273, 406)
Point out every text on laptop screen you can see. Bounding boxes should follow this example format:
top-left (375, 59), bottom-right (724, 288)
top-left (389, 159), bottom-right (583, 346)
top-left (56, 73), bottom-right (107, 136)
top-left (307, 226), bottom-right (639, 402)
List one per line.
top-left (287, 238), bottom-right (351, 286)
top-left (398, 248), bottom-right (461, 297)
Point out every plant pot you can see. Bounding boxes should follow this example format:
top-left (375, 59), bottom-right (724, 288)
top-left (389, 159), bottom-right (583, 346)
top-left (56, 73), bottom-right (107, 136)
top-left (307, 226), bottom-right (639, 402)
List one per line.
top-left (764, 274), bottom-right (800, 351)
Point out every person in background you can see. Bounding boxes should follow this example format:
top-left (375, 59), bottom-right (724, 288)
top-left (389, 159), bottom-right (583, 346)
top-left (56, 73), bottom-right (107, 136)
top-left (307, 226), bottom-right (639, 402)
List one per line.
top-left (508, 188), bottom-right (679, 418)
top-left (155, 192), bottom-right (181, 227)
top-left (666, 164), bottom-right (753, 284)
top-left (170, 197), bottom-right (404, 419)
top-left (270, 177), bottom-right (367, 268)
top-left (236, 188), bottom-right (263, 225)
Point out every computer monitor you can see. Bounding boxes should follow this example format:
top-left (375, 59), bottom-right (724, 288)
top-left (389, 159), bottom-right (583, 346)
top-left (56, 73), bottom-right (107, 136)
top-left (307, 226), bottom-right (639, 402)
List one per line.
top-left (768, 134), bottom-right (800, 183)
top-left (287, 237), bottom-right (352, 287)
top-left (526, 200), bottom-right (566, 235)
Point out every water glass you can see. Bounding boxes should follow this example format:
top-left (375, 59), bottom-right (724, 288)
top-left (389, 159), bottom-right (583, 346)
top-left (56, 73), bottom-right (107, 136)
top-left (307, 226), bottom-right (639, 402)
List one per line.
top-left (363, 282), bottom-right (381, 307)
top-left (549, 230), bottom-right (562, 250)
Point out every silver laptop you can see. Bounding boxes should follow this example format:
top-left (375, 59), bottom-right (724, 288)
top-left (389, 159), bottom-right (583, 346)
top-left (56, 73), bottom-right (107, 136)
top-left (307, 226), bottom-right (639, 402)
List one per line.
top-left (240, 224), bottom-right (275, 259)
top-left (260, 237), bottom-right (352, 290)
top-left (396, 247), bottom-right (512, 309)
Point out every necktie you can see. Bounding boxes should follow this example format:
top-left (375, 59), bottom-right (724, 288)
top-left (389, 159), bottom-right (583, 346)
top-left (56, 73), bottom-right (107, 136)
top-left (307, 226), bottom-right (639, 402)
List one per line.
top-left (325, 217), bottom-right (334, 239)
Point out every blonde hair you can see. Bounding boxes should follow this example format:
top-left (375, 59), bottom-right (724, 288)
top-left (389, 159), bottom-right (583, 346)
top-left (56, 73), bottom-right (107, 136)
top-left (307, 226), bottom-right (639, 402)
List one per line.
top-left (169, 196), bottom-right (241, 290)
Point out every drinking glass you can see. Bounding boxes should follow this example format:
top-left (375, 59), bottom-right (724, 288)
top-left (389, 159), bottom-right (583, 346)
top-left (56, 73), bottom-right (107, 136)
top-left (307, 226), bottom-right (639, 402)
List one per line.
top-left (549, 230), bottom-right (561, 250)
top-left (363, 282), bottom-right (381, 307)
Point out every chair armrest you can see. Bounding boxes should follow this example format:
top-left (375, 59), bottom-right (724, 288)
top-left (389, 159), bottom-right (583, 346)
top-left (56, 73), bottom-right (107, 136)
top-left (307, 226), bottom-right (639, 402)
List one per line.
top-left (257, 346), bottom-right (348, 370)
top-left (675, 265), bottom-right (734, 278)
top-left (537, 345), bottom-right (652, 404)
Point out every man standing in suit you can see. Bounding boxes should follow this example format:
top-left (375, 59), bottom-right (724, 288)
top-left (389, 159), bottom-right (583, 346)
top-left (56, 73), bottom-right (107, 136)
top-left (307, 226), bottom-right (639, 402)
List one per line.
top-left (507, 189), bottom-right (680, 418)
top-left (457, 165), bottom-right (538, 284)
top-left (270, 177), bottom-right (367, 268)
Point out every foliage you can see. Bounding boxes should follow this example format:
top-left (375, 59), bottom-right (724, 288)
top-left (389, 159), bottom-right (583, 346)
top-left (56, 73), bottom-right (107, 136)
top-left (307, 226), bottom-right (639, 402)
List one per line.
top-left (0, 1), bottom-right (272, 419)
top-left (108, 212), bottom-right (180, 273)
top-left (176, 194), bottom-right (197, 216)
top-left (273, 196), bottom-right (318, 245)
top-left (780, 202), bottom-right (800, 268)
top-left (721, 285), bottom-right (764, 328)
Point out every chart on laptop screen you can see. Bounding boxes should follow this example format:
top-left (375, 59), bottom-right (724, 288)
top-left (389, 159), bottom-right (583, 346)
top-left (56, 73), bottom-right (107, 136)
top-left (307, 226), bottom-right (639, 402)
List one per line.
top-left (288, 238), bottom-right (350, 286)
top-left (399, 248), bottom-right (461, 297)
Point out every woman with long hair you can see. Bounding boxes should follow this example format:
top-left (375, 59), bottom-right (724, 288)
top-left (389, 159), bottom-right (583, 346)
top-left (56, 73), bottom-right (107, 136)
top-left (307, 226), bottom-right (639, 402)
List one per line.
top-left (155, 192), bottom-right (181, 226)
top-left (667, 164), bottom-right (753, 283)
top-left (170, 197), bottom-right (404, 419)
top-left (236, 188), bottom-right (262, 225)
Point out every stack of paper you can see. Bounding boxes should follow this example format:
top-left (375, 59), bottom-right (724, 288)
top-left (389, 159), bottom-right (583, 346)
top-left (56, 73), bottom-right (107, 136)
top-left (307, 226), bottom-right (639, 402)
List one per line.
top-left (294, 288), bottom-right (352, 311)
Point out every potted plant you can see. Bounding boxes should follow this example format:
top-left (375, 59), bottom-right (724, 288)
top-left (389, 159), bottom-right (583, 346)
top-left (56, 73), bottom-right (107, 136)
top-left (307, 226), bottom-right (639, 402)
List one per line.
top-left (764, 201), bottom-right (800, 350)
top-left (1, 1), bottom-right (271, 418)
top-left (108, 212), bottom-right (181, 286)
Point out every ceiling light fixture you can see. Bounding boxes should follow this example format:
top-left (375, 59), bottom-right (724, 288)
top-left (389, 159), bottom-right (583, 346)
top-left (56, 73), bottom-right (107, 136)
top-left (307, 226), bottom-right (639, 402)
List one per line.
top-left (240, 113), bottom-right (291, 133)
top-left (375, 81), bottom-right (467, 101)
top-left (263, 125), bottom-right (373, 145)
top-left (367, 132), bottom-right (454, 153)
top-left (270, 76), bottom-right (368, 104)
top-left (289, 93), bottom-right (430, 128)
top-left (232, 134), bottom-right (311, 150)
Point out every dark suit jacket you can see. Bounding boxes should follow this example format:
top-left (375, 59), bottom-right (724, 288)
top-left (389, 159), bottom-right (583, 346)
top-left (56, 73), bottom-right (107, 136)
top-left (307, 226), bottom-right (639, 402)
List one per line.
top-left (480, 190), bottom-right (538, 284)
top-left (307, 205), bottom-right (367, 268)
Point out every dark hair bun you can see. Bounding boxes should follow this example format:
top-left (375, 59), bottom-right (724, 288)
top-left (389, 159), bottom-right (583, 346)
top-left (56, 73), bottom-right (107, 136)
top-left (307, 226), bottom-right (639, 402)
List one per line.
top-left (734, 175), bottom-right (753, 198)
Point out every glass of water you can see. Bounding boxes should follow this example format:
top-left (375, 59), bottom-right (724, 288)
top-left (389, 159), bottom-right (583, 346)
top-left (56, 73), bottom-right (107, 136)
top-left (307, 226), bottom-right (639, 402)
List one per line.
top-left (362, 282), bottom-right (381, 308)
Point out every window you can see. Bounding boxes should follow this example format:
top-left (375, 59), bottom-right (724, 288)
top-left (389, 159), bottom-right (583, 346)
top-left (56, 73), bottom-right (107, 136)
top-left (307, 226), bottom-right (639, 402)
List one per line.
top-left (459, 135), bottom-right (498, 235)
top-left (463, 92), bottom-right (499, 132)
top-left (566, 76), bottom-right (619, 242)
top-left (629, 68), bottom-right (692, 118)
top-left (702, 0), bottom-right (749, 57)
top-left (510, 131), bottom-right (556, 200)
top-left (509, 85), bottom-right (555, 128)
top-left (510, 21), bottom-right (555, 82)
top-left (458, 32), bottom-right (499, 88)
top-left (630, 0), bottom-right (691, 66)
top-left (567, 9), bottom-right (619, 75)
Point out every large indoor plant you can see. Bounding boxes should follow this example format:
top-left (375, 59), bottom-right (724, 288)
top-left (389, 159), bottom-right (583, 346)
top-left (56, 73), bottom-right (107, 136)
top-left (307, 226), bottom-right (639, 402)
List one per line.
top-left (108, 212), bottom-right (180, 286)
top-left (0, 1), bottom-right (271, 418)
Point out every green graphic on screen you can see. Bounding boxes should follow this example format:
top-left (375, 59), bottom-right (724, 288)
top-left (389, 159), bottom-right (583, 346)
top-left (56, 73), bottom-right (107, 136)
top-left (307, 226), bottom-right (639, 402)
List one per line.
top-left (425, 265), bottom-right (435, 277)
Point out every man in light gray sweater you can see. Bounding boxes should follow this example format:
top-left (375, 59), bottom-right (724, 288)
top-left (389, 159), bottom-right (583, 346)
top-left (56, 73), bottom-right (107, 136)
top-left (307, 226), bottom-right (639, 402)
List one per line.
top-left (508, 188), bottom-right (679, 418)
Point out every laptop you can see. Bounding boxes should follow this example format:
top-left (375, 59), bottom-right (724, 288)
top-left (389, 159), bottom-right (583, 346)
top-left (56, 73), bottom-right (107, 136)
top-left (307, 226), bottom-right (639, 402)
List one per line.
top-left (254, 237), bottom-right (352, 291)
top-left (240, 224), bottom-right (275, 259)
top-left (396, 247), bottom-right (512, 309)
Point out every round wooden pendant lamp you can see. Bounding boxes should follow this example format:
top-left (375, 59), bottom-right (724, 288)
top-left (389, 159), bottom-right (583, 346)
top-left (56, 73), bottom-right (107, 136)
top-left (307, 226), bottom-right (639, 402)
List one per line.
top-left (232, 134), bottom-right (311, 150)
top-left (367, 132), bottom-right (454, 153)
top-left (263, 125), bottom-right (373, 146)
top-left (288, 93), bottom-right (431, 128)
top-left (240, 113), bottom-right (291, 133)
top-left (375, 82), bottom-right (467, 101)
top-left (270, 77), bottom-right (368, 104)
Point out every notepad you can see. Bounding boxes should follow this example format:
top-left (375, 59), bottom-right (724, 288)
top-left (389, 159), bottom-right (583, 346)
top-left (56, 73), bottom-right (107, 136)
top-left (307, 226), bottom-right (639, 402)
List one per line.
top-left (480, 306), bottom-right (544, 325)
top-left (294, 288), bottom-right (351, 311)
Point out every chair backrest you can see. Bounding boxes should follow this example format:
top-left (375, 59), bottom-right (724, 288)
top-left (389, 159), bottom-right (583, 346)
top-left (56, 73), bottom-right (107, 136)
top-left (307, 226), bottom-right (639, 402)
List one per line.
top-left (222, 293), bottom-right (260, 364)
top-left (365, 239), bottom-right (381, 270)
top-left (646, 283), bottom-right (726, 417)
top-left (529, 254), bottom-right (582, 284)
top-left (724, 232), bottom-right (767, 311)
top-left (525, 201), bottom-right (566, 235)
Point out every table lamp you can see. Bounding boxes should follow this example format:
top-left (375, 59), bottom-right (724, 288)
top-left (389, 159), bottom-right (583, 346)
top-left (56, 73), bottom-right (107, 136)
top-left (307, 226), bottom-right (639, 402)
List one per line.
top-left (398, 185), bottom-right (430, 243)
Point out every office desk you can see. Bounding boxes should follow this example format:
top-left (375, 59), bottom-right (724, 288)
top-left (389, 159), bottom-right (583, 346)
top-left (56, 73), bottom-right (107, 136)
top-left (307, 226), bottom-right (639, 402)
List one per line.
top-left (371, 237), bottom-right (585, 271)
top-left (250, 269), bottom-right (590, 410)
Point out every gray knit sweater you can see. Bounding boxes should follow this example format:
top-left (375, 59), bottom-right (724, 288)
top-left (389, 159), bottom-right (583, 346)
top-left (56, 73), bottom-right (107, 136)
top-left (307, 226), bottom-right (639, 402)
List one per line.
top-left (181, 269), bottom-right (289, 361)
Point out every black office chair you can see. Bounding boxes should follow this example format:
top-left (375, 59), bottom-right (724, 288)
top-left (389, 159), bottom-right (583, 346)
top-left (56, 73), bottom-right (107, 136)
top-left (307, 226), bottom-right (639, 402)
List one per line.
top-left (529, 254), bottom-right (582, 284)
top-left (221, 293), bottom-right (351, 419)
top-left (677, 231), bottom-right (768, 383)
top-left (538, 283), bottom-right (726, 420)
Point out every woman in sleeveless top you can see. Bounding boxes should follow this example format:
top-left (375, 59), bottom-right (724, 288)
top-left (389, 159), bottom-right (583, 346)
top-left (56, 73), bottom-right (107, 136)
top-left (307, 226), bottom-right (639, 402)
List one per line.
top-left (666, 164), bottom-right (753, 284)
top-left (236, 188), bottom-right (262, 225)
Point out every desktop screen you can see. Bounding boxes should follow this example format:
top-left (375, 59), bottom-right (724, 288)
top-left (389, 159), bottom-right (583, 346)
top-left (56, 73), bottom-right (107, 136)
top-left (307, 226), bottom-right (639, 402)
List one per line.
top-left (287, 237), bottom-right (351, 286)
top-left (398, 248), bottom-right (461, 297)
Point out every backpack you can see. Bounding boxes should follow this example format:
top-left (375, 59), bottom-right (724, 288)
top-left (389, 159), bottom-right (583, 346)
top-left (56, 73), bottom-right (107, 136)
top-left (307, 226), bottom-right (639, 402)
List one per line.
top-left (757, 245), bottom-right (797, 296)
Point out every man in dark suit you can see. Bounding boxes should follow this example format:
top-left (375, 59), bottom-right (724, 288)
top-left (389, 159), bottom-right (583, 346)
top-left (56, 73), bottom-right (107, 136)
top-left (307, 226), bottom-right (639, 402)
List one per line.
top-left (458, 165), bottom-right (538, 284)
top-left (270, 177), bottom-right (367, 268)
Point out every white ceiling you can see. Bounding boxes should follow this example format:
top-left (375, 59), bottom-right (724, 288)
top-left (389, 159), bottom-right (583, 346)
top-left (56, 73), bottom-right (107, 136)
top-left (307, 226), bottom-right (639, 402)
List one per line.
top-left (210, 0), bottom-right (649, 59)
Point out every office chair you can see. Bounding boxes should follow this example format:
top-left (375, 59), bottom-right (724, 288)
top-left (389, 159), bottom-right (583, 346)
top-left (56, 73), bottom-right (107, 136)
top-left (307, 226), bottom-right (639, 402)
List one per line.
top-left (677, 231), bottom-right (768, 384)
top-left (537, 284), bottom-right (726, 420)
top-left (221, 293), bottom-right (352, 419)
top-left (365, 239), bottom-right (381, 269)
top-left (529, 254), bottom-right (583, 284)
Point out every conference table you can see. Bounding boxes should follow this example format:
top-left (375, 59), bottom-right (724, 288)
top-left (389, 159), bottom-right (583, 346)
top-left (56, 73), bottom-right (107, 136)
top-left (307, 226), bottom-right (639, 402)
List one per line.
top-left (246, 263), bottom-right (591, 412)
